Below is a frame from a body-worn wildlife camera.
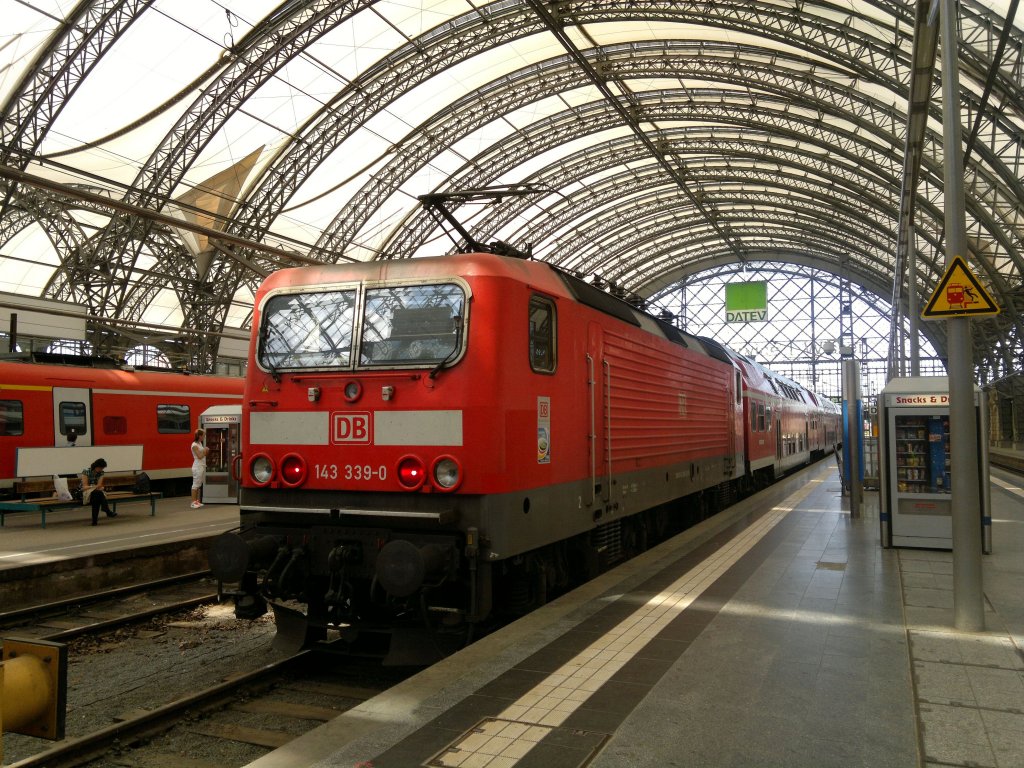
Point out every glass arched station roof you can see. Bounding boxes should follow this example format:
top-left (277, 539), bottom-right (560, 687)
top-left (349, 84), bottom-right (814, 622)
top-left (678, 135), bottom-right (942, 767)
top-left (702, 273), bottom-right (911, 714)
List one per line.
top-left (0, 0), bottom-right (1021, 380)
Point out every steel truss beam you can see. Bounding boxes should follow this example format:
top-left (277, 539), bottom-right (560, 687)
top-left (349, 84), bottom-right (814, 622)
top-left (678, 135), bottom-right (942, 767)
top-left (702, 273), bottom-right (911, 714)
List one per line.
top-left (0, 0), bottom-right (1019, 376)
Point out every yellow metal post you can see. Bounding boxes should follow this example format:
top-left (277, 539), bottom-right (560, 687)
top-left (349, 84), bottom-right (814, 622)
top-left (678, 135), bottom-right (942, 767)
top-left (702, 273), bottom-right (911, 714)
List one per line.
top-left (1, 637), bottom-right (67, 761)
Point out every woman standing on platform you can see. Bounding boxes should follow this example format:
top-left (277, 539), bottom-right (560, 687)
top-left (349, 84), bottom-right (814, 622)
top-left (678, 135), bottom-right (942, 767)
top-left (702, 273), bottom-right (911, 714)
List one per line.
top-left (190, 428), bottom-right (209, 509)
top-left (82, 458), bottom-right (116, 525)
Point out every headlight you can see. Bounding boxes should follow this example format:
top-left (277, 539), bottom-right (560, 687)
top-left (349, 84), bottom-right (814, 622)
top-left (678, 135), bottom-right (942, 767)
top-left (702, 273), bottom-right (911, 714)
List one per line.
top-left (432, 456), bottom-right (461, 491)
top-left (344, 380), bottom-right (362, 402)
top-left (251, 454), bottom-right (274, 484)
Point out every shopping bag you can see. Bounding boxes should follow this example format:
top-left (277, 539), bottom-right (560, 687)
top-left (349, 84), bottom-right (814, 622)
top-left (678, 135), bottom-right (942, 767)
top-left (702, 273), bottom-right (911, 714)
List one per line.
top-left (52, 474), bottom-right (73, 501)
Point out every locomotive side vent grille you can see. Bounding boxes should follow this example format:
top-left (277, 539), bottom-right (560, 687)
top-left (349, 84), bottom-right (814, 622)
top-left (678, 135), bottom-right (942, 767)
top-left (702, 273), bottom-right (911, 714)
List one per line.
top-left (716, 482), bottom-right (736, 510)
top-left (593, 518), bottom-right (623, 566)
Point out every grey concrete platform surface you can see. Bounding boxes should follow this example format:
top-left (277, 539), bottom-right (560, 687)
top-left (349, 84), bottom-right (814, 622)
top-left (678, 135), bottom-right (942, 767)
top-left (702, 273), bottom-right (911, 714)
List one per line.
top-left (241, 462), bottom-right (1024, 768)
top-left (0, 496), bottom-right (240, 573)
top-left (0, 495), bottom-right (241, 607)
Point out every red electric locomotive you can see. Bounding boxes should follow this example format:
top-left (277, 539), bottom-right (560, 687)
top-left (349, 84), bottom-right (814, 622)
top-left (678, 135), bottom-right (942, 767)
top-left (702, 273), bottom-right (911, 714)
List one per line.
top-left (0, 361), bottom-right (243, 492)
top-left (210, 251), bottom-right (839, 662)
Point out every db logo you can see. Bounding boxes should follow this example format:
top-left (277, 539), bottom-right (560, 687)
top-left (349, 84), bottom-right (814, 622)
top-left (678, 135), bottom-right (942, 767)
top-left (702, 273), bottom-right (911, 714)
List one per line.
top-left (332, 412), bottom-right (371, 444)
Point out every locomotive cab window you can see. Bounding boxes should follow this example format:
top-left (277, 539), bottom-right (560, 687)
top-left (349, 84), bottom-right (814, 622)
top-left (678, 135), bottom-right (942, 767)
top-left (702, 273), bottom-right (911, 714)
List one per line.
top-left (529, 295), bottom-right (556, 373)
top-left (360, 283), bottom-right (465, 367)
top-left (0, 399), bottom-right (23, 436)
top-left (259, 288), bottom-right (357, 370)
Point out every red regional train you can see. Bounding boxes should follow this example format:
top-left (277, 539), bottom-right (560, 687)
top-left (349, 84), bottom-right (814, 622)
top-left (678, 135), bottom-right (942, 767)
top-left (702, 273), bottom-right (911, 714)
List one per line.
top-left (209, 252), bottom-right (840, 662)
top-left (0, 361), bottom-right (243, 494)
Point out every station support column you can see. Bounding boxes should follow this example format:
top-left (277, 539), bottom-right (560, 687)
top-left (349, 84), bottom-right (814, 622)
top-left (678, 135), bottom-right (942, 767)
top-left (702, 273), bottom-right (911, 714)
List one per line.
top-left (843, 358), bottom-right (862, 518)
top-left (940, 0), bottom-right (984, 632)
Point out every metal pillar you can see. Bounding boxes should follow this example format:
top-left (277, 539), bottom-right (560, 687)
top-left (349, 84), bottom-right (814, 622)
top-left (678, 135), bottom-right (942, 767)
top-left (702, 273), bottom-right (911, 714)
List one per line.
top-left (907, 221), bottom-right (921, 376)
top-left (940, 0), bottom-right (984, 631)
top-left (843, 358), bottom-right (862, 518)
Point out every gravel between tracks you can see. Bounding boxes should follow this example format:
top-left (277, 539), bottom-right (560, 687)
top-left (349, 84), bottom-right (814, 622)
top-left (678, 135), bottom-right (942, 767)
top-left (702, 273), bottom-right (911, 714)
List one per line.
top-left (2, 604), bottom-right (293, 766)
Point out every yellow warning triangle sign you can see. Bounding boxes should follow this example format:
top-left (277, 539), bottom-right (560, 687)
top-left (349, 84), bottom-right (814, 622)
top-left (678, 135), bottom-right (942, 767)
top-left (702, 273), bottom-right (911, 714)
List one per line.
top-left (922, 255), bottom-right (1000, 319)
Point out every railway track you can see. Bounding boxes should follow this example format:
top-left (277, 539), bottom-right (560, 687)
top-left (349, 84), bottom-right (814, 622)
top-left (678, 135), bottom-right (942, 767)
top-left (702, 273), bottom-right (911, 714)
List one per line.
top-left (5, 650), bottom-right (405, 768)
top-left (0, 572), bottom-right (218, 641)
top-left (989, 447), bottom-right (1024, 475)
top-left (0, 574), bottom-right (411, 768)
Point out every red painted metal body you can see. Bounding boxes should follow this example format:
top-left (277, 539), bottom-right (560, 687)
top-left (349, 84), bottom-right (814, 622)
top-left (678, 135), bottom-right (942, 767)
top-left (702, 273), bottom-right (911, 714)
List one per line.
top-left (220, 252), bottom-right (837, 656)
top-left (241, 254), bottom-right (740, 511)
top-left (0, 361), bottom-right (243, 488)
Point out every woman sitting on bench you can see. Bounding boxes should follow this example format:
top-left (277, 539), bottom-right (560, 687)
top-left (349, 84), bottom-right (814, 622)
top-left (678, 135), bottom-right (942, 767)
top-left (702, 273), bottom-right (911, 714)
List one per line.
top-left (82, 458), bottom-right (117, 526)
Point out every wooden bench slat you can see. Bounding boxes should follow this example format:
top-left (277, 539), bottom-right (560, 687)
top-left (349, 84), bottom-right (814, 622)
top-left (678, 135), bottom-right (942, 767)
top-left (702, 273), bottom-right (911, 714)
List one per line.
top-left (2, 471), bottom-right (161, 528)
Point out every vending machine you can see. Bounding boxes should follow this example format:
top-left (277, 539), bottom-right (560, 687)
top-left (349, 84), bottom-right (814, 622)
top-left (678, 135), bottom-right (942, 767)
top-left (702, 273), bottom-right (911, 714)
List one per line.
top-left (199, 405), bottom-right (242, 504)
top-left (879, 376), bottom-right (991, 551)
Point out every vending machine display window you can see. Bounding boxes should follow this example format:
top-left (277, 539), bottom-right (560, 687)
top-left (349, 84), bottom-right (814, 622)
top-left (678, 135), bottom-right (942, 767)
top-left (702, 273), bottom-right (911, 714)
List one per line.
top-left (200, 405), bottom-right (241, 504)
top-left (894, 415), bottom-right (950, 495)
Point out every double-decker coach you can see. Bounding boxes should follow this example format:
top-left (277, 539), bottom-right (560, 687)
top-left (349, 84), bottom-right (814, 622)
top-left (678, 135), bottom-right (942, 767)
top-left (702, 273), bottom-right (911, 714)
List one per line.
top-left (0, 361), bottom-right (243, 492)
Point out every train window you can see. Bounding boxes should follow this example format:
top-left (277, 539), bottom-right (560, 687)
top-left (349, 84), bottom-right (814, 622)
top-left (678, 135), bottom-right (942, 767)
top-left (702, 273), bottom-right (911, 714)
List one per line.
top-left (750, 405), bottom-right (757, 432)
top-left (157, 404), bottom-right (190, 434)
top-left (757, 403), bottom-right (766, 432)
top-left (103, 415), bottom-right (128, 435)
top-left (259, 289), bottom-right (356, 370)
top-left (0, 399), bottom-right (24, 436)
top-left (360, 284), bottom-right (465, 367)
top-left (765, 406), bottom-right (772, 429)
top-left (58, 401), bottom-right (87, 438)
top-left (735, 371), bottom-right (741, 404)
top-left (529, 295), bottom-right (556, 373)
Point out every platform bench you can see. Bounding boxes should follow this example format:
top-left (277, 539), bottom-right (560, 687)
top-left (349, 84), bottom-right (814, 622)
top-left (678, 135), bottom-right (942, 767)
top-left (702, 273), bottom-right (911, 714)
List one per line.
top-left (0, 472), bottom-right (162, 528)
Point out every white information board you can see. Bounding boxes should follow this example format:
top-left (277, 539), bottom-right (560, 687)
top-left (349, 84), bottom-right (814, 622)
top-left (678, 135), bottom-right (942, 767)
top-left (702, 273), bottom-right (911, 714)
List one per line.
top-left (16, 445), bottom-right (144, 478)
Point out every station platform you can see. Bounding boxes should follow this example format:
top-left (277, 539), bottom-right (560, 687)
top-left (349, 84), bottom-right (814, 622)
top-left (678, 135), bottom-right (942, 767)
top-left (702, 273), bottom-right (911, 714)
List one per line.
top-left (1, 465), bottom-right (1021, 767)
top-left (238, 461), bottom-right (1023, 768)
top-left (0, 496), bottom-right (239, 573)
top-left (0, 495), bottom-right (240, 608)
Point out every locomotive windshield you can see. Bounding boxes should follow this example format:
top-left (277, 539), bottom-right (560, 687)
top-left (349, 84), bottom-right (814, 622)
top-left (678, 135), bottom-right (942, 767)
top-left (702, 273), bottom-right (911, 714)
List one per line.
top-left (259, 289), bottom-right (357, 369)
top-left (258, 283), bottom-right (465, 371)
top-left (360, 284), bottom-right (464, 366)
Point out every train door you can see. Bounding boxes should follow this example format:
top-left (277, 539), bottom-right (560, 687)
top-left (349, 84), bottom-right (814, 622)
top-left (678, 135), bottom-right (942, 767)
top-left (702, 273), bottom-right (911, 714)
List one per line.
top-left (52, 387), bottom-right (91, 446)
top-left (586, 323), bottom-right (610, 506)
top-left (729, 364), bottom-right (743, 474)
top-left (775, 411), bottom-right (783, 472)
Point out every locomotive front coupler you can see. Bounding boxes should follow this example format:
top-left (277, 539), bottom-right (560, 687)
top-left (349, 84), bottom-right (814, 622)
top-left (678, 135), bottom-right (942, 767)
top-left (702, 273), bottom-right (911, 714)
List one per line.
top-left (324, 542), bottom-right (362, 606)
top-left (274, 545), bottom-right (311, 600)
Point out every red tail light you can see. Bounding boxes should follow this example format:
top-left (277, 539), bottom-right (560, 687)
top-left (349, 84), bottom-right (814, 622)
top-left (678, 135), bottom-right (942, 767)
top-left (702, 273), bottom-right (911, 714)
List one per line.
top-left (396, 455), bottom-right (426, 490)
top-left (280, 453), bottom-right (307, 487)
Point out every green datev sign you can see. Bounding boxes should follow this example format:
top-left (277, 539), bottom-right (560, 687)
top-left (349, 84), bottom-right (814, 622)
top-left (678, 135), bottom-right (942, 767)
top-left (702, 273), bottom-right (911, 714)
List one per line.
top-left (725, 282), bottom-right (767, 323)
